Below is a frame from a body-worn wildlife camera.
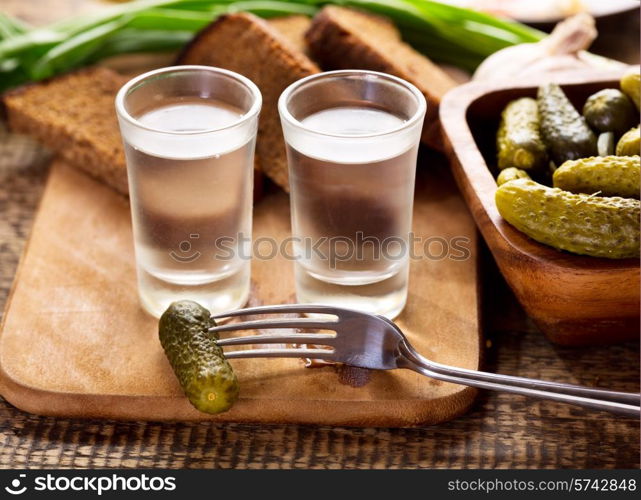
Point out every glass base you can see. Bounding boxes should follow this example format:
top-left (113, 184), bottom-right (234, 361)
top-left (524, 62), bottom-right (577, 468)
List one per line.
top-left (294, 263), bottom-right (408, 319)
top-left (137, 263), bottom-right (250, 318)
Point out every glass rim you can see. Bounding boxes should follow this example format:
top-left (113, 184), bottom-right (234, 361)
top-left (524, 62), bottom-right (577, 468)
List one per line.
top-left (278, 70), bottom-right (427, 140)
top-left (114, 65), bottom-right (262, 136)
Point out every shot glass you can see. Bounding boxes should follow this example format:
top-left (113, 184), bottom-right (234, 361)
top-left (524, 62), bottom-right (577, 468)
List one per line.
top-left (278, 70), bottom-right (427, 319)
top-left (115, 66), bottom-right (262, 318)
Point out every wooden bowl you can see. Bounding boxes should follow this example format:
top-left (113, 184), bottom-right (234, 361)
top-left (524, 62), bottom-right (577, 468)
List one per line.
top-left (440, 69), bottom-right (640, 346)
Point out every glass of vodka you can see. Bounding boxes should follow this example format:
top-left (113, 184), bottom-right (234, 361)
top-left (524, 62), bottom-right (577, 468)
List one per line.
top-left (279, 71), bottom-right (426, 319)
top-left (115, 66), bottom-right (261, 318)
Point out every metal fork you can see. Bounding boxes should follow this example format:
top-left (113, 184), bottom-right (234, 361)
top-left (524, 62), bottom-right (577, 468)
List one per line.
top-left (210, 305), bottom-right (640, 418)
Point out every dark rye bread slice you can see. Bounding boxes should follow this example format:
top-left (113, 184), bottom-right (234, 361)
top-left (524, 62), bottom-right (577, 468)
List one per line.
top-left (178, 12), bottom-right (320, 191)
top-left (305, 6), bottom-right (458, 150)
top-left (267, 15), bottom-right (312, 55)
top-left (3, 67), bottom-right (130, 195)
top-left (2, 15), bottom-right (313, 196)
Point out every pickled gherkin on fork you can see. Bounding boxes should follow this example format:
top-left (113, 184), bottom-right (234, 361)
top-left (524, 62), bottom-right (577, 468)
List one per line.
top-left (159, 300), bottom-right (239, 414)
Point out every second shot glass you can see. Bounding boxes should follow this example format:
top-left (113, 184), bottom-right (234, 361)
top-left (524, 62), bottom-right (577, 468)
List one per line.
top-left (278, 70), bottom-right (427, 319)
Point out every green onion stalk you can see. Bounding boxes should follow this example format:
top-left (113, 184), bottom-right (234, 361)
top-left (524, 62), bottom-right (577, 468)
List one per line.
top-left (0, 0), bottom-right (544, 92)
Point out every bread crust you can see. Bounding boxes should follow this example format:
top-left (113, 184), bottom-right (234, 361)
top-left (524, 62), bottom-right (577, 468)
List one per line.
top-left (267, 15), bottom-right (313, 55)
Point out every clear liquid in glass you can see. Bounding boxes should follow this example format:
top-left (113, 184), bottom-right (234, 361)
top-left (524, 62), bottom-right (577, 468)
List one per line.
top-left (124, 98), bottom-right (254, 317)
top-left (287, 106), bottom-right (417, 318)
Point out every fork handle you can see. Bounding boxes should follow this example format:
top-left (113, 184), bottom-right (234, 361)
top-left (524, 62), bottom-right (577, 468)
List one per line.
top-left (402, 342), bottom-right (639, 406)
top-left (401, 347), bottom-right (640, 418)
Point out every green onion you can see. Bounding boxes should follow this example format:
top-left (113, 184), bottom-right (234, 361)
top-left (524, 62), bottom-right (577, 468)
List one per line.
top-left (0, 0), bottom-right (544, 92)
top-left (30, 17), bottom-right (132, 79)
top-left (226, 1), bottom-right (318, 17)
top-left (0, 12), bottom-right (30, 40)
top-left (125, 9), bottom-right (218, 31)
top-left (323, 0), bottom-right (543, 66)
top-left (88, 29), bottom-right (195, 61)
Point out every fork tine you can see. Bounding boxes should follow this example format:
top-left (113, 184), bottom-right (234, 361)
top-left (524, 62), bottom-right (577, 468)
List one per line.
top-left (217, 333), bottom-right (336, 347)
top-left (224, 347), bottom-right (335, 360)
top-left (211, 304), bottom-right (340, 319)
top-left (209, 318), bottom-right (337, 334)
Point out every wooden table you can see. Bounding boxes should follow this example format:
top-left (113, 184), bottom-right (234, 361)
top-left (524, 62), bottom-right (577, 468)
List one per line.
top-left (0, 0), bottom-right (639, 469)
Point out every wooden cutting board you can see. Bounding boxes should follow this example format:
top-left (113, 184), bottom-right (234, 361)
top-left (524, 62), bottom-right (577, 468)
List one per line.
top-left (0, 157), bottom-right (480, 426)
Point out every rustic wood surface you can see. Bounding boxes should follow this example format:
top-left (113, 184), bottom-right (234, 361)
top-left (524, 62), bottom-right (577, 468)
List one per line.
top-left (0, 141), bottom-right (638, 469)
top-left (0, 0), bottom-right (639, 469)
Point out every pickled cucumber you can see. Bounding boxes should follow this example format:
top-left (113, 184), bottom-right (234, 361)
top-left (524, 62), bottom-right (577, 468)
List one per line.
top-left (616, 126), bottom-right (640, 156)
top-left (582, 89), bottom-right (636, 136)
top-left (538, 83), bottom-right (597, 165)
top-left (495, 178), bottom-right (640, 259)
top-left (497, 98), bottom-right (548, 171)
top-left (597, 132), bottom-right (615, 156)
top-left (159, 300), bottom-right (239, 414)
top-left (553, 155), bottom-right (640, 199)
top-left (620, 69), bottom-right (640, 111)
top-left (497, 167), bottom-right (530, 186)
